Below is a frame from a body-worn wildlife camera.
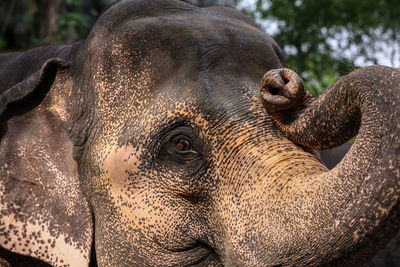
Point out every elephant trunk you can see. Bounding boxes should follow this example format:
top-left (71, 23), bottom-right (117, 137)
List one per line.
top-left (256, 66), bottom-right (400, 265)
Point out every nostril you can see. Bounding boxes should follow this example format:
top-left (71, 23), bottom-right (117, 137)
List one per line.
top-left (268, 86), bottom-right (280, 95)
top-left (261, 68), bottom-right (307, 112)
top-left (282, 77), bottom-right (289, 85)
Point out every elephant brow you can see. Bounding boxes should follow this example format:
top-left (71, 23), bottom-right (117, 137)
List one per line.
top-left (197, 44), bottom-right (226, 72)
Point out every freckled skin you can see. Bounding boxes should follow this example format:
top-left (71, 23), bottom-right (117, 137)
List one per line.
top-left (0, 0), bottom-right (399, 266)
top-left (261, 67), bottom-right (400, 265)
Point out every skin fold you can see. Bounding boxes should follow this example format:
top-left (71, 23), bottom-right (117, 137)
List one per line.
top-left (0, 0), bottom-right (398, 266)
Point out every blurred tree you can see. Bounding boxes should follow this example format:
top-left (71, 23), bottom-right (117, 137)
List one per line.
top-left (0, 0), bottom-right (114, 51)
top-left (0, 0), bottom-right (235, 52)
top-left (241, 0), bottom-right (400, 96)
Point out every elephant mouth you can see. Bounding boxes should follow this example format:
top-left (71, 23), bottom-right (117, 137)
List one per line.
top-left (173, 241), bottom-right (221, 266)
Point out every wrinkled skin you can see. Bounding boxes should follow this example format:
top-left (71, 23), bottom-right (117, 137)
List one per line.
top-left (0, 0), bottom-right (399, 266)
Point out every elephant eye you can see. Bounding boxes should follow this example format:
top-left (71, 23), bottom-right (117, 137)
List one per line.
top-left (156, 126), bottom-right (202, 166)
top-left (172, 136), bottom-right (198, 155)
top-left (175, 139), bottom-right (192, 151)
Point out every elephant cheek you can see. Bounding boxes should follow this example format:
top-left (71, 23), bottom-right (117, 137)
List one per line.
top-left (100, 144), bottom-right (142, 197)
top-left (93, 145), bottom-right (190, 256)
top-left (103, 144), bottom-right (142, 181)
top-left (81, 143), bottom-right (144, 226)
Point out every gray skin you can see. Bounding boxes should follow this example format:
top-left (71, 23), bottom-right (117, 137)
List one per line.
top-left (0, 0), bottom-right (399, 266)
top-left (320, 145), bottom-right (400, 267)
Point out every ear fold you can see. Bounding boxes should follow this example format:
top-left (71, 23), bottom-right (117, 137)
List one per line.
top-left (0, 59), bottom-right (67, 116)
top-left (0, 59), bottom-right (93, 266)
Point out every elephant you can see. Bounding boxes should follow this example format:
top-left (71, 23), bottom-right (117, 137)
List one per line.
top-left (0, 0), bottom-right (399, 266)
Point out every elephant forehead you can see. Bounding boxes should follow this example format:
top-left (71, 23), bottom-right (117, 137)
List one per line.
top-left (88, 12), bottom-right (281, 117)
top-left (92, 43), bottom-right (157, 119)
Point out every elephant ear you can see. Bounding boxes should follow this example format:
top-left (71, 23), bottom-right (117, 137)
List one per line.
top-left (0, 59), bottom-right (93, 266)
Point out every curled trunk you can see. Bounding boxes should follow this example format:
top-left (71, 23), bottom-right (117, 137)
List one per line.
top-left (260, 65), bottom-right (400, 265)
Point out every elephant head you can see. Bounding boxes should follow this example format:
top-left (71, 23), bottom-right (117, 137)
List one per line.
top-left (0, 0), bottom-right (399, 266)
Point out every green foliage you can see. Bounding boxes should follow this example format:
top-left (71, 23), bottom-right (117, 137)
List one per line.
top-left (57, 0), bottom-right (98, 43)
top-left (0, 0), bottom-right (101, 50)
top-left (0, 37), bottom-right (7, 50)
top-left (241, 0), bottom-right (400, 96)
